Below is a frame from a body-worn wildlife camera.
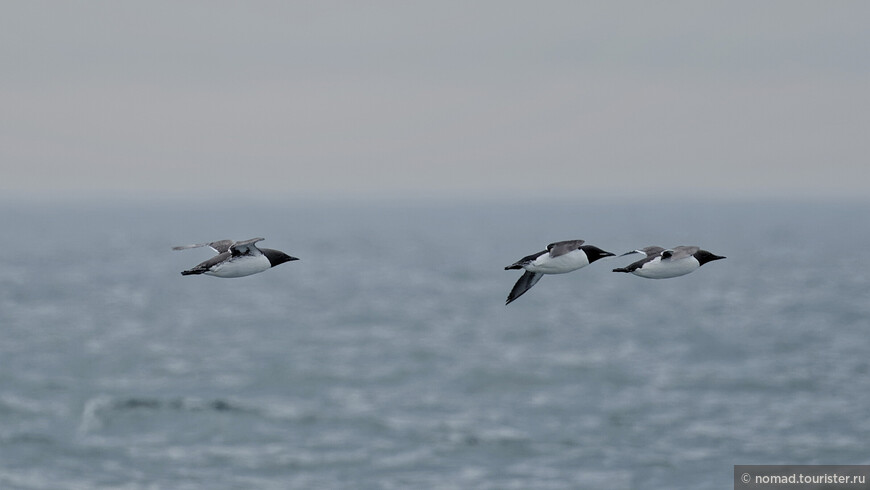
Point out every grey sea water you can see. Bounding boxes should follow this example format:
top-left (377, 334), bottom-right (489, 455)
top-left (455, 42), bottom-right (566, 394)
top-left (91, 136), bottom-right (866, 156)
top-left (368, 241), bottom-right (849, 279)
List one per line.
top-left (1, 198), bottom-right (868, 490)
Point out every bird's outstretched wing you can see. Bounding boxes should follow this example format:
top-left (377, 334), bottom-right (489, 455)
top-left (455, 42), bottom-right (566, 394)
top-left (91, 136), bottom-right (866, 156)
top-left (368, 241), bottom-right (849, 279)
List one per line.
top-left (639, 246), bottom-right (665, 257)
top-left (505, 250), bottom-right (546, 270)
top-left (229, 237), bottom-right (265, 256)
top-left (506, 270), bottom-right (544, 305)
top-left (172, 240), bottom-right (234, 254)
top-left (546, 240), bottom-right (585, 258)
top-left (662, 246), bottom-right (699, 261)
top-left (620, 246), bottom-right (664, 257)
top-left (613, 247), bottom-right (663, 273)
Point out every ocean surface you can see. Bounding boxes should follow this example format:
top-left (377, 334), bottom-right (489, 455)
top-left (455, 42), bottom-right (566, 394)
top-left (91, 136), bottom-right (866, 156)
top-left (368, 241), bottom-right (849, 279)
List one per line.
top-left (1, 198), bottom-right (868, 490)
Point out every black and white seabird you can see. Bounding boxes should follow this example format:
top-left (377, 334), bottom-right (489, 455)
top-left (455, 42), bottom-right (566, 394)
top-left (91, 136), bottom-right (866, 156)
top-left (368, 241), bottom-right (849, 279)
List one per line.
top-left (504, 240), bottom-right (614, 305)
top-left (173, 238), bottom-right (298, 278)
top-left (613, 245), bottom-right (724, 279)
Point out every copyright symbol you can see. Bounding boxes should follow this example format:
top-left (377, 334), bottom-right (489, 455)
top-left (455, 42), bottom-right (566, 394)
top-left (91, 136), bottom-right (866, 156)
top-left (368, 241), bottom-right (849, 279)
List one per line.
top-left (742, 473), bottom-right (751, 484)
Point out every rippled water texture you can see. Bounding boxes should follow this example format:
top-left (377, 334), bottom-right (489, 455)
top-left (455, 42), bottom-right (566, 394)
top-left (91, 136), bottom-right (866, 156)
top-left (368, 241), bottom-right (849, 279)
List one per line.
top-left (1, 198), bottom-right (868, 489)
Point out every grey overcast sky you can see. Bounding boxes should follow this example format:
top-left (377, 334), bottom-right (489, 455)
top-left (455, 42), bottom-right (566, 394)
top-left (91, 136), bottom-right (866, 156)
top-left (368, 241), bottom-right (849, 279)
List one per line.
top-left (2, 1), bottom-right (868, 199)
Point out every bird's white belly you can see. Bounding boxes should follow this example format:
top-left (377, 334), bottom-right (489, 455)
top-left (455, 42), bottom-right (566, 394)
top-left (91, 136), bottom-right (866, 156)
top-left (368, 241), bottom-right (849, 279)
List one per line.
top-left (206, 255), bottom-right (271, 278)
top-left (633, 256), bottom-right (699, 279)
top-left (526, 250), bottom-right (589, 274)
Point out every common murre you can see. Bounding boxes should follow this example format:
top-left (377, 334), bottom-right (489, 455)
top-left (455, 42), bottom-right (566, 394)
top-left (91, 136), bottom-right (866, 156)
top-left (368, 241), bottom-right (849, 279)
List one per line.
top-left (504, 240), bottom-right (614, 305)
top-left (173, 238), bottom-right (298, 278)
top-left (613, 246), bottom-right (724, 279)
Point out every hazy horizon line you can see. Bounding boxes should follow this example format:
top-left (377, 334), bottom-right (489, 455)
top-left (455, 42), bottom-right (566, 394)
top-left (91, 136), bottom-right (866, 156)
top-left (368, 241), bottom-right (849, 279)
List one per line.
top-left (2, 187), bottom-right (868, 206)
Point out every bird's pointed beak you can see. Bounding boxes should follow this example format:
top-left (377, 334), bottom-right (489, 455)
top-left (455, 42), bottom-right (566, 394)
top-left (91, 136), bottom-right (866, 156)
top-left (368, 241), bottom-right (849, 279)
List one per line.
top-left (710, 255), bottom-right (725, 261)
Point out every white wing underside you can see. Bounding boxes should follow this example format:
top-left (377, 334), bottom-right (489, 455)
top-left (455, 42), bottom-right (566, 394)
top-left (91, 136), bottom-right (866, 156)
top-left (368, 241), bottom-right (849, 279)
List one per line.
top-left (229, 237), bottom-right (265, 256)
top-left (173, 238), bottom-right (265, 256)
top-left (662, 246), bottom-right (700, 261)
top-left (172, 239), bottom-right (234, 254)
top-left (546, 240), bottom-right (585, 258)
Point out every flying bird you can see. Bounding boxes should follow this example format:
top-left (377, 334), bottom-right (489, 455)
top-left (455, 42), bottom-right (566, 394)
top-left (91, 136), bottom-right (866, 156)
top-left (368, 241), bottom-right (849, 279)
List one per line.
top-left (173, 238), bottom-right (298, 278)
top-left (504, 240), bottom-right (614, 305)
top-left (613, 246), bottom-right (724, 279)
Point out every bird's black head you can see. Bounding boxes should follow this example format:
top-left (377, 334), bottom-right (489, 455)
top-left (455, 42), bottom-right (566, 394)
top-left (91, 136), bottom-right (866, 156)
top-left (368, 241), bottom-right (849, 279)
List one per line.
top-left (695, 250), bottom-right (725, 266)
top-left (262, 248), bottom-right (300, 268)
top-left (581, 245), bottom-right (616, 263)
